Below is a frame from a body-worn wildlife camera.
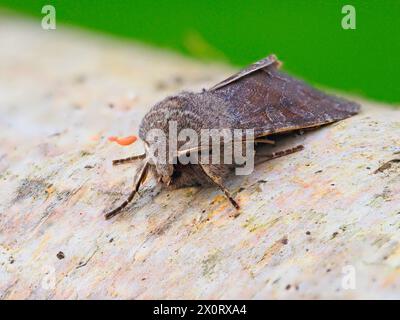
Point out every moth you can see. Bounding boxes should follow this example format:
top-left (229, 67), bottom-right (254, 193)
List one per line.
top-left (104, 54), bottom-right (360, 220)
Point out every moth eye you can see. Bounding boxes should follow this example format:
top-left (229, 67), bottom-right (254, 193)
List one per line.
top-left (144, 143), bottom-right (156, 165)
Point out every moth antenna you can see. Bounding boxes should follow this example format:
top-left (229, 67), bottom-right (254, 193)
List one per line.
top-left (176, 135), bottom-right (264, 158)
top-left (112, 154), bottom-right (146, 166)
top-left (176, 137), bottom-right (250, 158)
top-left (104, 160), bottom-right (149, 220)
top-left (176, 145), bottom-right (210, 158)
top-left (198, 163), bottom-right (240, 210)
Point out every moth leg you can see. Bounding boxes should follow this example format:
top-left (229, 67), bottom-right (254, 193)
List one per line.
top-left (198, 164), bottom-right (240, 209)
top-left (256, 145), bottom-right (304, 165)
top-left (254, 138), bottom-right (275, 145)
top-left (104, 161), bottom-right (149, 220)
top-left (112, 154), bottom-right (146, 166)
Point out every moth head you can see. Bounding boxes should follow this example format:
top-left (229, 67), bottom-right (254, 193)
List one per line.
top-left (138, 92), bottom-right (204, 185)
top-left (143, 140), bottom-right (174, 185)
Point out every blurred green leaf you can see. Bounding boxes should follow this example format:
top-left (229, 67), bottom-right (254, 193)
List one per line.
top-left (1, 0), bottom-right (399, 104)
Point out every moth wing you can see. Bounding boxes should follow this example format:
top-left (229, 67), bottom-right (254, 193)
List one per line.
top-left (209, 56), bottom-right (360, 137)
top-left (209, 54), bottom-right (280, 91)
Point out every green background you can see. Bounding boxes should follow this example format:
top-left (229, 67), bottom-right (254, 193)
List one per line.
top-left (1, 0), bottom-right (399, 104)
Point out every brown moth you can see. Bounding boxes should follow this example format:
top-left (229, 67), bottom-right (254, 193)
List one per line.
top-left (104, 54), bottom-right (360, 220)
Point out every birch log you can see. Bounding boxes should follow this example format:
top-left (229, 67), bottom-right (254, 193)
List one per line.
top-left (1, 14), bottom-right (400, 299)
